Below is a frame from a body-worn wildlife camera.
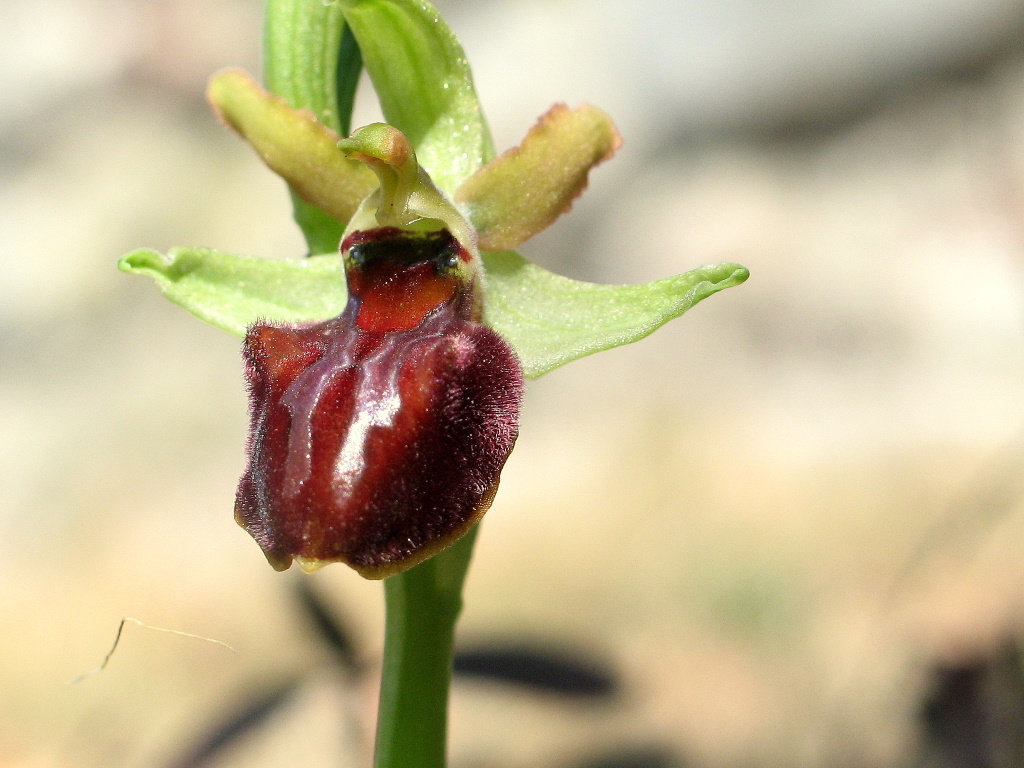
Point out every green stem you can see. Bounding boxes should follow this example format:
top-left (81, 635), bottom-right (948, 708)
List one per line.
top-left (334, 23), bottom-right (362, 138)
top-left (263, 2), bottom-right (491, 764)
top-left (264, 0), bottom-right (362, 254)
top-left (375, 526), bottom-right (478, 768)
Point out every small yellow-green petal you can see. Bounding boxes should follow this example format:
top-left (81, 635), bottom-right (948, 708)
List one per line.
top-left (457, 104), bottom-right (621, 252)
top-left (207, 69), bottom-right (376, 226)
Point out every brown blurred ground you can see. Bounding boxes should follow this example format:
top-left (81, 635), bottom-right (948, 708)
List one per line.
top-left (3, 1), bottom-right (1024, 767)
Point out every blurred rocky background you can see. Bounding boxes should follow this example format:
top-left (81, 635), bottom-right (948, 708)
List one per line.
top-left (4, 0), bottom-right (1024, 766)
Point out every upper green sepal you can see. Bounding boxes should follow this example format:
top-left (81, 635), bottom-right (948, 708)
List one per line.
top-left (120, 246), bottom-right (747, 378)
top-left (336, 0), bottom-right (493, 193)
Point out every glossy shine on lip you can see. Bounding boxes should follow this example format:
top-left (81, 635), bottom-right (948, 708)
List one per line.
top-left (235, 226), bottom-right (523, 578)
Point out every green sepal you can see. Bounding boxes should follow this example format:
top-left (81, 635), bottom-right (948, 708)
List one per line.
top-left (337, 0), bottom-right (494, 194)
top-left (119, 248), bottom-right (346, 335)
top-left (120, 247), bottom-right (748, 378)
top-left (481, 252), bottom-right (749, 377)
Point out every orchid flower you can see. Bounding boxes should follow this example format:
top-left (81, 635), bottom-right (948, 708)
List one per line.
top-left (118, 0), bottom-right (748, 764)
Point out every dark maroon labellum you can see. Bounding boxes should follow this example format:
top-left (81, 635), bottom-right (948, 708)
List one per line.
top-left (235, 227), bottom-right (523, 578)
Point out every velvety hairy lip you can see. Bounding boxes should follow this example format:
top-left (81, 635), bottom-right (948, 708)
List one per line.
top-left (235, 227), bottom-right (523, 579)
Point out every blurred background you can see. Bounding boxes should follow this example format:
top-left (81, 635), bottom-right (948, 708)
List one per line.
top-left (4, 0), bottom-right (1024, 766)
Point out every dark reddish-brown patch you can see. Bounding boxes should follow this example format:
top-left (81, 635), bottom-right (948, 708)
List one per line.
top-left (235, 228), bottom-right (522, 578)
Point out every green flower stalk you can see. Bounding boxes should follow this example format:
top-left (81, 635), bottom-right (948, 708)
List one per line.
top-left (119, 0), bottom-right (749, 765)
